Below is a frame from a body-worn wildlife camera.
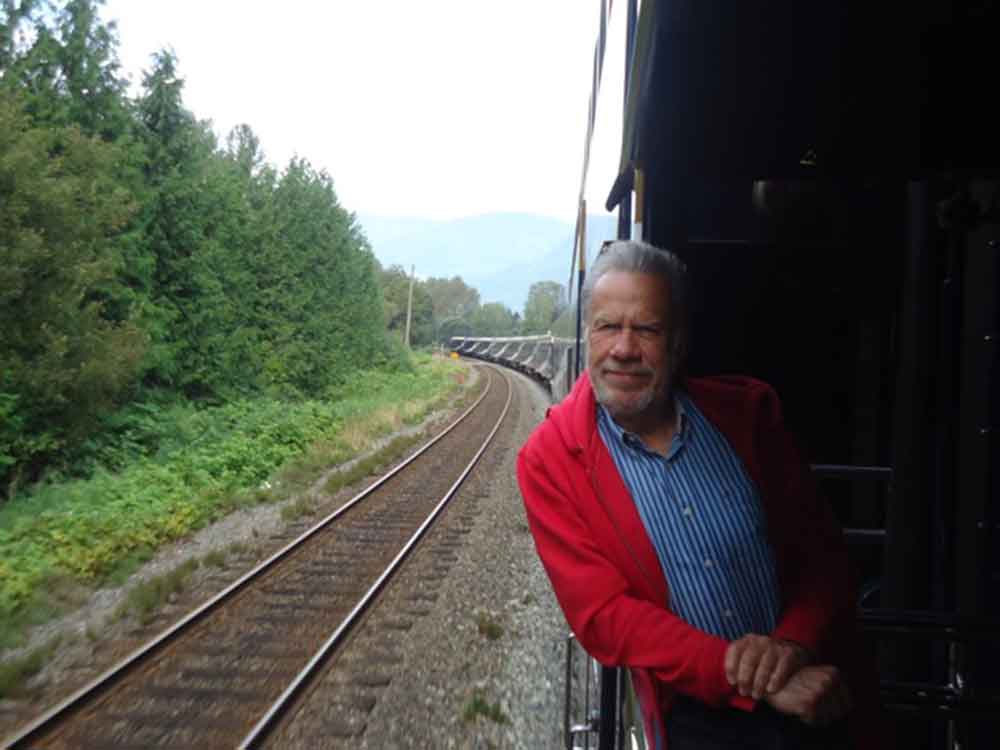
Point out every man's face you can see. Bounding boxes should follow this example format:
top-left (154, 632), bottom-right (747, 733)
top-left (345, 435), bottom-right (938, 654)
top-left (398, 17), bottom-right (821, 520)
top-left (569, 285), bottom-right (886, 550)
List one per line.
top-left (587, 271), bottom-right (674, 426)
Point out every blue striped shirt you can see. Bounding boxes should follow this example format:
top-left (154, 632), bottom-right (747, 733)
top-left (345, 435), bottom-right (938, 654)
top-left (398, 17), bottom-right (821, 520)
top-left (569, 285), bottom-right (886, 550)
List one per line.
top-left (596, 392), bottom-right (780, 639)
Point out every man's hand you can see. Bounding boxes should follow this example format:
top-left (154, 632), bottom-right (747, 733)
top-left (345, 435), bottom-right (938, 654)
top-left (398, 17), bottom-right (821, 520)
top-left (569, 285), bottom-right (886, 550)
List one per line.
top-left (724, 634), bottom-right (811, 699)
top-left (763, 665), bottom-right (852, 726)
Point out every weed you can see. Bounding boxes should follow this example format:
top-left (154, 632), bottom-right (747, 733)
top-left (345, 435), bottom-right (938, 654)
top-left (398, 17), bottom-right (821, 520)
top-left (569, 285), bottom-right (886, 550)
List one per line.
top-left (0, 636), bottom-right (61, 699)
top-left (280, 497), bottom-right (316, 521)
top-left (278, 451), bottom-right (334, 493)
top-left (0, 588), bottom-right (71, 651)
top-left (323, 432), bottom-right (425, 496)
top-left (104, 545), bottom-right (156, 587)
top-left (521, 592), bottom-right (537, 606)
top-left (229, 541), bottom-right (250, 556)
top-left (250, 486), bottom-right (276, 504)
top-left (202, 549), bottom-right (227, 568)
top-left (476, 612), bottom-right (504, 640)
top-left (116, 558), bottom-right (200, 625)
top-left (462, 690), bottom-right (509, 725)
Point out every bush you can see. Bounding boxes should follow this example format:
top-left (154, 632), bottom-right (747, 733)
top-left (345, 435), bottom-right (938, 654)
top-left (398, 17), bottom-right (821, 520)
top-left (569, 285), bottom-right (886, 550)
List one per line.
top-left (0, 358), bottom-right (466, 637)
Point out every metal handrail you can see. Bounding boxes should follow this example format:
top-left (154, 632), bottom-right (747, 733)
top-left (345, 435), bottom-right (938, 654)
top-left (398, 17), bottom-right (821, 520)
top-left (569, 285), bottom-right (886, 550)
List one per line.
top-left (859, 609), bottom-right (1000, 642)
top-left (810, 463), bottom-right (894, 481)
top-left (860, 609), bottom-right (1000, 723)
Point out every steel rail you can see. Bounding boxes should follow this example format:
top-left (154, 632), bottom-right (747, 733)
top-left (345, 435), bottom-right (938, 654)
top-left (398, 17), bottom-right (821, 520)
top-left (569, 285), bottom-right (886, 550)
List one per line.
top-left (2, 365), bottom-right (496, 750)
top-left (239, 366), bottom-right (512, 748)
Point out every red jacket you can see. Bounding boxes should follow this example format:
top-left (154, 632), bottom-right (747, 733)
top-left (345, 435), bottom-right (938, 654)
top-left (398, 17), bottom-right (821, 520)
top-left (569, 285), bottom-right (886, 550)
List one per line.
top-left (517, 372), bottom-right (880, 748)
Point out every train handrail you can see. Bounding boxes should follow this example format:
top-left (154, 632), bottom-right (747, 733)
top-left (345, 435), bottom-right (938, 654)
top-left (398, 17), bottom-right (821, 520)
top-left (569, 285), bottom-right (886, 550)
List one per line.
top-left (859, 609), bottom-right (1000, 721)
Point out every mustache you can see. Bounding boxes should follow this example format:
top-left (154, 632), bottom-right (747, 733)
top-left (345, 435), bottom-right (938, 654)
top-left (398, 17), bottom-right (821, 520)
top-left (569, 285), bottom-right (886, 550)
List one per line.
top-left (602, 365), bottom-right (655, 376)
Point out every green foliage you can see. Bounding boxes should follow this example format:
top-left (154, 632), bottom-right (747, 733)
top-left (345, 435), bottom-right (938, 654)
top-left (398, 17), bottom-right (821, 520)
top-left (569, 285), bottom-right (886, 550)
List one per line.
top-left (462, 690), bottom-right (509, 725)
top-left (0, 88), bottom-right (145, 492)
top-left (249, 157), bottom-right (391, 395)
top-left (202, 549), bottom-right (227, 568)
top-left (0, 6), bottom-right (406, 492)
top-left (322, 431), bottom-right (426, 496)
top-left (424, 275), bottom-right (480, 320)
top-left (0, 358), bottom-right (464, 640)
top-left (438, 316), bottom-right (475, 344)
top-left (0, 635), bottom-right (61, 699)
top-left (522, 280), bottom-right (567, 334)
top-left (476, 611), bottom-right (504, 640)
top-left (0, 392), bottom-right (23, 471)
top-left (471, 302), bottom-right (520, 337)
top-left (1, 0), bottom-right (132, 140)
top-left (116, 557), bottom-right (200, 624)
top-left (378, 263), bottom-right (435, 347)
top-left (280, 496), bottom-right (316, 522)
top-left (423, 275), bottom-right (481, 343)
top-left (550, 303), bottom-right (578, 338)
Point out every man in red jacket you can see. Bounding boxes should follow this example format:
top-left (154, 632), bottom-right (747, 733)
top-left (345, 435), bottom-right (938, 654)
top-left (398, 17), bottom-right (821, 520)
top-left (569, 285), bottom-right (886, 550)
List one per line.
top-left (517, 240), bottom-right (877, 749)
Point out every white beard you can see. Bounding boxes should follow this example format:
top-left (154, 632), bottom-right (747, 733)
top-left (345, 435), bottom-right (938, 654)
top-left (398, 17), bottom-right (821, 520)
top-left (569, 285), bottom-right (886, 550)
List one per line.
top-left (591, 371), bottom-right (659, 422)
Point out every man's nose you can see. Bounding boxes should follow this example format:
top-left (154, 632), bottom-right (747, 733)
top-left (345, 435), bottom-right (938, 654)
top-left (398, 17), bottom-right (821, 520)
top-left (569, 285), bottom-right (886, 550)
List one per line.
top-left (609, 328), bottom-right (641, 359)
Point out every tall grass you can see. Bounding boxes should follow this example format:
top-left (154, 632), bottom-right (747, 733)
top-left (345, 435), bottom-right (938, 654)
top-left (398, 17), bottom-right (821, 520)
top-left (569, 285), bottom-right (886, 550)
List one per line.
top-left (0, 355), bottom-right (466, 648)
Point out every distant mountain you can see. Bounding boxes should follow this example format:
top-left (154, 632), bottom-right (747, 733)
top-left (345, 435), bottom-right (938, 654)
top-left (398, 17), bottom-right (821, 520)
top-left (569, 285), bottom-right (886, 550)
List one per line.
top-left (356, 212), bottom-right (618, 312)
top-left (353, 215), bottom-right (445, 250)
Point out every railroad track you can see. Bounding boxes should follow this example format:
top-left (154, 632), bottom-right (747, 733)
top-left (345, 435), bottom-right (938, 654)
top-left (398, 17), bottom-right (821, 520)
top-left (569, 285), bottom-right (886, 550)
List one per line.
top-left (3, 364), bottom-right (513, 750)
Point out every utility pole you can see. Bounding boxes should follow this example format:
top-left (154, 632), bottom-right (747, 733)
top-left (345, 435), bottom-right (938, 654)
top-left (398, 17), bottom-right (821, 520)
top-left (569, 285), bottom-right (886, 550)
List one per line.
top-left (404, 264), bottom-right (415, 349)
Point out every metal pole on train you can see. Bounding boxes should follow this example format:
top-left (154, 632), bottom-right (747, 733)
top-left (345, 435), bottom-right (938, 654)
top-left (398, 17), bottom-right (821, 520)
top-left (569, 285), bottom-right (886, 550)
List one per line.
top-left (598, 7), bottom-right (639, 748)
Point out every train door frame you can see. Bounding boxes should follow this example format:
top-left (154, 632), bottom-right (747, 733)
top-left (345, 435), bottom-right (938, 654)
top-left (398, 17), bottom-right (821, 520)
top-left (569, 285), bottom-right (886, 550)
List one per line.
top-left (568, 2), bottom-right (999, 749)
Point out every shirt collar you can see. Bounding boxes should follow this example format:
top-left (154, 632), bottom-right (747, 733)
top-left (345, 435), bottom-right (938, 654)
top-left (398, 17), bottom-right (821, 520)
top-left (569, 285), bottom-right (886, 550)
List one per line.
top-left (597, 393), bottom-right (688, 455)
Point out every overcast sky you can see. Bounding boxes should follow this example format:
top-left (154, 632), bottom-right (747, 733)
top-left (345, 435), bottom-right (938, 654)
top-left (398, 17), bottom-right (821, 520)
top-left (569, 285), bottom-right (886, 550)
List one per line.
top-left (101, 1), bottom-right (625, 224)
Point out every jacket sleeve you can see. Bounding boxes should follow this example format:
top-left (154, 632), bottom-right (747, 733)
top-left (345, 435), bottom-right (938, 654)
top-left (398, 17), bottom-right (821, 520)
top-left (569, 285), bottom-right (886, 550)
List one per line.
top-left (517, 435), bottom-right (754, 710)
top-left (757, 387), bottom-right (855, 658)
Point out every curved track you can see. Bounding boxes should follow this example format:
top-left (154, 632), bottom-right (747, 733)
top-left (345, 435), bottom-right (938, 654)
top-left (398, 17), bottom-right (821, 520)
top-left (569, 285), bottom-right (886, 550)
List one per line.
top-left (3, 365), bottom-right (512, 750)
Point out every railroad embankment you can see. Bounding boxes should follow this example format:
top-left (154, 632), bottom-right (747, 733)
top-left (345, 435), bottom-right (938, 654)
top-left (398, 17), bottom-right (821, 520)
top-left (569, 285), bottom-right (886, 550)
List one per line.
top-left (1, 362), bottom-right (569, 749)
top-left (0, 354), bottom-right (468, 706)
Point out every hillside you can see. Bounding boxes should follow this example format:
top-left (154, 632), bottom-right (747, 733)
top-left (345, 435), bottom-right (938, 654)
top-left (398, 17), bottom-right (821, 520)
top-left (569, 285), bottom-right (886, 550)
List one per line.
top-left (357, 212), bottom-right (618, 311)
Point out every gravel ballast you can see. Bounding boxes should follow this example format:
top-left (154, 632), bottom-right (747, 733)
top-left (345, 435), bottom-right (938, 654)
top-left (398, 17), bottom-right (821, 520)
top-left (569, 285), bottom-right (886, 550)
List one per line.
top-left (357, 368), bottom-right (566, 750)
top-left (1, 365), bottom-right (571, 749)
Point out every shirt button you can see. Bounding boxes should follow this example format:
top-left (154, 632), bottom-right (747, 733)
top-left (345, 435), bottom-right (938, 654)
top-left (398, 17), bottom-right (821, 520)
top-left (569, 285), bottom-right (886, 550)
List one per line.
top-left (704, 559), bottom-right (714, 568)
top-left (723, 609), bottom-right (733, 618)
top-left (682, 506), bottom-right (693, 517)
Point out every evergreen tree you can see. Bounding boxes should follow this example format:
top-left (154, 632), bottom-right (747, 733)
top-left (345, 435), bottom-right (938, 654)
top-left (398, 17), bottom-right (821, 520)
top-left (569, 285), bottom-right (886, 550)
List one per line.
top-left (0, 89), bottom-right (144, 493)
top-left (257, 158), bottom-right (391, 393)
top-left (134, 49), bottom-right (224, 393)
top-left (0, 2), bottom-right (408, 495)
top-left (1, 0), bottom-right (131, 140)
top-left (0, 0), bottom-right (39, 73)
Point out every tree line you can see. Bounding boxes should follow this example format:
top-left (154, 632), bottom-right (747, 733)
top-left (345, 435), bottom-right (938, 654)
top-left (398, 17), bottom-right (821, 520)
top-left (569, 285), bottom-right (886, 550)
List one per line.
top-left (377, 270), bottom-right (573, 346)
top-left (0, 0), bottom-right (576, 500)
top-left (0, 0), bottom-right (400, 497)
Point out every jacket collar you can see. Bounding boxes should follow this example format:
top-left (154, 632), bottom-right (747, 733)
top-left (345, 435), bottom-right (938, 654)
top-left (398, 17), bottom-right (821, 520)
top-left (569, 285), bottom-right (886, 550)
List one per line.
top-left (552, 370), bottom-right (671, 606)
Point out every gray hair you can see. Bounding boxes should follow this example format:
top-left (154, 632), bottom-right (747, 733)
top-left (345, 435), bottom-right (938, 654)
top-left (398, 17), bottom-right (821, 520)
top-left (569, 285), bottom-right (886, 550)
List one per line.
top-left (582, 239), bottom-right (690, 374)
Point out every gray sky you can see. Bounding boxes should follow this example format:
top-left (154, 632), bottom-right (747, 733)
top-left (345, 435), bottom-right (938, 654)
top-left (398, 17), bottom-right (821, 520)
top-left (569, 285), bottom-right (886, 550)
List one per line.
top-left (101, 1), bottom-right (625, 224)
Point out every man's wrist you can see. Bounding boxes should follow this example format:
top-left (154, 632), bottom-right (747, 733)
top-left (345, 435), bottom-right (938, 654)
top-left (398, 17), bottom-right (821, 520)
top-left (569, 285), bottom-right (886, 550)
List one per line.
top-left (776, 639), bottom-right (813, 666)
